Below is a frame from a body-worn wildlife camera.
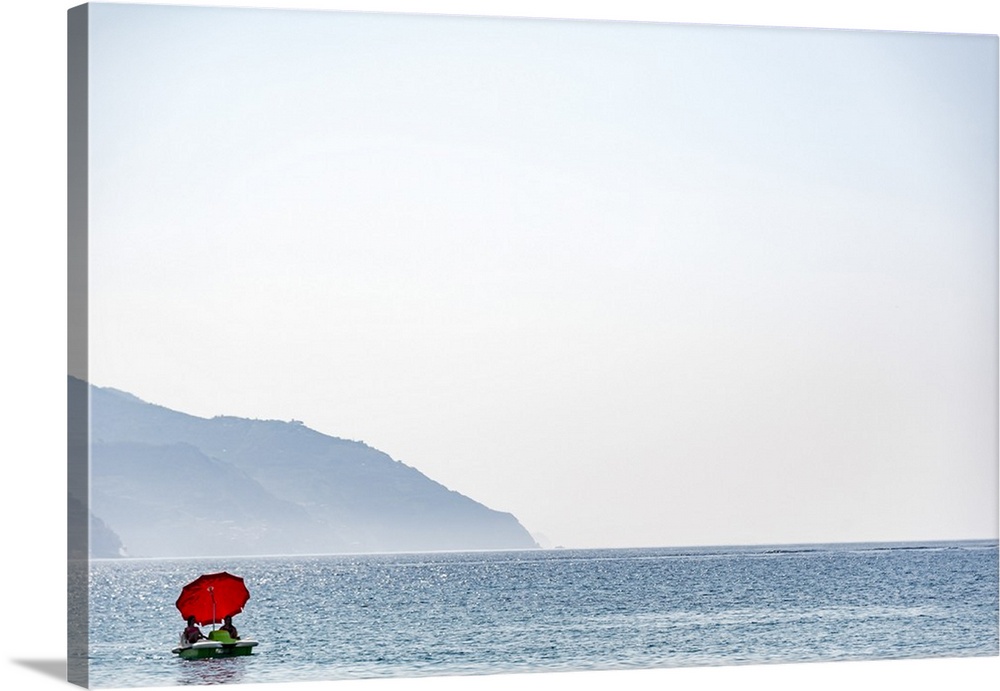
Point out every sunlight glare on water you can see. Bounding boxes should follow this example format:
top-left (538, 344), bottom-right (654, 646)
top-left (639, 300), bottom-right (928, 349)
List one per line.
top-left (88, 542), bottom-right (999, 688)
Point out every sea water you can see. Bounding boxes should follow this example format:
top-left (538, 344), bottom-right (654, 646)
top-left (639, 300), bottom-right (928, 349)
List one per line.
top-left (86, 541), bottom-right (999, 688)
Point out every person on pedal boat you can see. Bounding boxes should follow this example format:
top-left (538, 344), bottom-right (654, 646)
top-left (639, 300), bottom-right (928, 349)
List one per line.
top-left (182, 616), bottom-right (207, 645)
top-left (219, 615), bottom-right (240, 640)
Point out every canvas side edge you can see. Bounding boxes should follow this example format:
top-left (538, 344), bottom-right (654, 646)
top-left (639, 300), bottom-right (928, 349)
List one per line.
top-left (67, 3), bottom-right (89, 688)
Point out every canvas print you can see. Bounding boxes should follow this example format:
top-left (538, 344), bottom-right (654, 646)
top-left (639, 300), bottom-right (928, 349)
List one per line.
top-left (67, 2), bottom-right (999, 688)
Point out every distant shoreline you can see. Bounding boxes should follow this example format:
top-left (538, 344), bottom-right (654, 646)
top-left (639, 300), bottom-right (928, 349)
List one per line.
top-left (87, 538), bottom-right (999, 562)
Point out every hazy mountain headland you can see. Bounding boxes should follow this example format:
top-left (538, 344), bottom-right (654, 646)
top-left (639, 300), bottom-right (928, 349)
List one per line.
top-left (70, 377), bottom-right (538, 558)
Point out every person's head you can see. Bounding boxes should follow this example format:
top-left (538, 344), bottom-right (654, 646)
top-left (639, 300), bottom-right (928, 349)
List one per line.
top-left (224, 616), bottom-right (232, 624)
top-left (187, 616), bottom-right (196, 626)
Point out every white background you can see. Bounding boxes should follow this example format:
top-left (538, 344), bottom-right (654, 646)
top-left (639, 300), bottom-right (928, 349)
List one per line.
top-left (1, 1), bottom-right (997, 691)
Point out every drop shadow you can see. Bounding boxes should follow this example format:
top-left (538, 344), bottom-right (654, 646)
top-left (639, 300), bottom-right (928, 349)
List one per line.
top-left (11, 658), bottom-right (67, 681)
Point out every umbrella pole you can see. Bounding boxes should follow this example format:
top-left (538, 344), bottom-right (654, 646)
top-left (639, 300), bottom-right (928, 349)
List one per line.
top-left (209, 586), bottom-right (217, 632)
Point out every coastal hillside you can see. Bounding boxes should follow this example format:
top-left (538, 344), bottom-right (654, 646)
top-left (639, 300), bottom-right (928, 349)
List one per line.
top-left (68, 492), bottom-right (126, 559)
top-left (74, 377), bottom-right (537, 557)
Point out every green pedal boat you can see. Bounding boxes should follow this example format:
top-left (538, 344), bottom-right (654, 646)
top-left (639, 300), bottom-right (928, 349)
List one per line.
top-left (172, 629), bottom-right (259, 659)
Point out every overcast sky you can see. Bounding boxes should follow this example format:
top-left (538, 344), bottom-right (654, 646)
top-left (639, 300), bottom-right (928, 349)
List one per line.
top-left (84, 1), bottom-right (998, 549)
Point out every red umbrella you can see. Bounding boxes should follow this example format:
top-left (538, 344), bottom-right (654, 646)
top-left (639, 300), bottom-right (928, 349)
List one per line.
top-left (175, 572), bottom-right (250, 626)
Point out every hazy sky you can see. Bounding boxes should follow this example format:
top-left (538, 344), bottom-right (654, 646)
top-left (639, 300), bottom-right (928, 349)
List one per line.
top-left (86, 2), bottom-right (998, 549)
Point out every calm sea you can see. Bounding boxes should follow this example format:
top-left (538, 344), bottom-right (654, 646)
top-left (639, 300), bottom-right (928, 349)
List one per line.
top-left (87, 541), bottom-right (999, 688)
